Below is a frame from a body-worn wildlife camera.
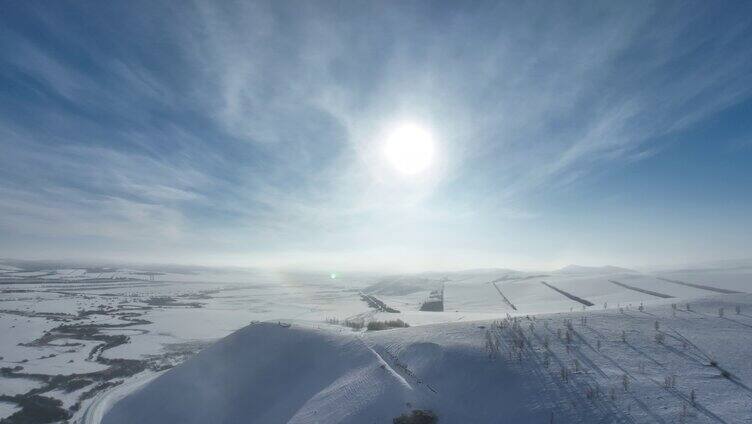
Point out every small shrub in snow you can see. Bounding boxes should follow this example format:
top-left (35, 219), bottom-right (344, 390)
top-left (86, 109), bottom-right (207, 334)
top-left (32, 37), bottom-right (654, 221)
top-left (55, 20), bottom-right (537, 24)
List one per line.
top-left (663, 374), bottom-right (677, 388)
top-left (585, 385), bottom-right (600, 399)
top-left (393, 409), bottom-right (438, 424)
top-left (484, 330), bottom-right (500, 359)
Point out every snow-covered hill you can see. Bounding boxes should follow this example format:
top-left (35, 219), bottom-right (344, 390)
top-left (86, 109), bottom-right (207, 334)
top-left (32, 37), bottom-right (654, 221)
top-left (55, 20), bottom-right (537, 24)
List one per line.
top-left (102, 292), bottom-right (752, 424)
top-left (103, 321), bottom-right (579, 423)
top-left (4, 261), bottom-right (752, 423)
top-left (554, 264), bottom-right (638, 275)
top-left (103, 322), bottom-right (420, 424)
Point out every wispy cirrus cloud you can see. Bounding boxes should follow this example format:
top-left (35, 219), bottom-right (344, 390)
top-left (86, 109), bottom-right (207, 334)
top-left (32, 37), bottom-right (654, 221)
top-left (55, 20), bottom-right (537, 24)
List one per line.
top-left (1, 1), bottom-right (751, 268)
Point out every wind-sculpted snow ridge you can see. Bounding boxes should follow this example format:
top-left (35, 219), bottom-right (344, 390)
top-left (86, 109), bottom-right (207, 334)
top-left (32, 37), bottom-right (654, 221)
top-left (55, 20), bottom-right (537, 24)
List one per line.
top-left (101, 320), bottom-right (609, 423)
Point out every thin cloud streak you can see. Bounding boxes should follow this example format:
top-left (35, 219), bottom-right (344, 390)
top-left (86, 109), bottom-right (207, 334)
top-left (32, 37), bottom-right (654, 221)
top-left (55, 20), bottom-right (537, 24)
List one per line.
top-left (1, 1), bottom-right (751, 268)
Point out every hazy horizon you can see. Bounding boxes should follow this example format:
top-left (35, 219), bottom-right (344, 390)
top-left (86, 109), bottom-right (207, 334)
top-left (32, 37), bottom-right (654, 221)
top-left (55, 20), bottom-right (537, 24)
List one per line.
top-left (3, 255), bottom-right (752, 277)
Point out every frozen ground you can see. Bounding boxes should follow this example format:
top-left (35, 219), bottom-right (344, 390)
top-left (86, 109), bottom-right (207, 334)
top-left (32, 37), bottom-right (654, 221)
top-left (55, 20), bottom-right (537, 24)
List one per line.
top-left (1, 260), bottom-right (751, 423)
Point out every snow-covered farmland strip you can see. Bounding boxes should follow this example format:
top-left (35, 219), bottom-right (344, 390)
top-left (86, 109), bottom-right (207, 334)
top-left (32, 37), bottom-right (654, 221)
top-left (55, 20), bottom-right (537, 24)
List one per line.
top-left (490, 282), bottom-right (517, 310)
top-left (608, 280), bottom-right (675, 299)
top-left (540, 281), bottom-right (594, 306)
top-left (656, 277), bottom-right (742, 294)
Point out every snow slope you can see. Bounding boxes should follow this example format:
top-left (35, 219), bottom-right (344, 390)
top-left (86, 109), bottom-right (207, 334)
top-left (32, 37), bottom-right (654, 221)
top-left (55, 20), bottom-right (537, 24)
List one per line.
top-left (103, 321), bottom-right (590, 424)
top-left (4, 261), bottom-right (752, 423)
top-left (103, 323), bottom-right (415, 424)
top-left (103, 290), bottom-right (752, 424)
top-left (102, 319), bottom-right (632, 423)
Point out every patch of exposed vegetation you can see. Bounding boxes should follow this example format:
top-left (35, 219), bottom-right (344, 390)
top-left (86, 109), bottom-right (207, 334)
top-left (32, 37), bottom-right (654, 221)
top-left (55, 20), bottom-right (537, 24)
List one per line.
top-left (367, 319), bottom-right (409, 331)
top-left (145, 296), bottom-right (202, 308)
top-left (0, 394), bottom-right (70, 423)
top-left (325, 317), bottom-right (365, 330)
top-left (393, 409), bottom-right (438, 424)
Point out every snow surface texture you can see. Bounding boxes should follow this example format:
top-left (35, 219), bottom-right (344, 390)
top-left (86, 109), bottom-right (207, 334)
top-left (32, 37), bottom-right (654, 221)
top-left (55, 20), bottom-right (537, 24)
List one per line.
top-left (105, 297), bottom-right (752, 423)
top-left (3, 260), bottom-right (752, 423)
top-left (103, 322), bottom-right (559, 423)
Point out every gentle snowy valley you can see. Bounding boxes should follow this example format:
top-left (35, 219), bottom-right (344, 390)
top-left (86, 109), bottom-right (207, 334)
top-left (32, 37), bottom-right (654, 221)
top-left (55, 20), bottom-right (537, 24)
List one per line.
top-left (1, 260), bottom-right (751, 423)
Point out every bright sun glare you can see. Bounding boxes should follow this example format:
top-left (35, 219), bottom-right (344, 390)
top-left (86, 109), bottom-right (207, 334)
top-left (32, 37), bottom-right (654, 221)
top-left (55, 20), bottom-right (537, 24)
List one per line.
top-left (383, 123), bottom-right (435, 175)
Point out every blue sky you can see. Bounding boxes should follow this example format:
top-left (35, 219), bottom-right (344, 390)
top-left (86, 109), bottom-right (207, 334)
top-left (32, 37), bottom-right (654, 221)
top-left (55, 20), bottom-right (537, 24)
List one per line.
top-left (1, 1), bottom-right (751, 271)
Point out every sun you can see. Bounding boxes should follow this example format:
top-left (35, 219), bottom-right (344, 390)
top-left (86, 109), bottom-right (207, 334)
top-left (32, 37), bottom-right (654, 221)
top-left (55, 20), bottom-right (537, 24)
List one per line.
top-left (383, 123), bottom-right (435, 175)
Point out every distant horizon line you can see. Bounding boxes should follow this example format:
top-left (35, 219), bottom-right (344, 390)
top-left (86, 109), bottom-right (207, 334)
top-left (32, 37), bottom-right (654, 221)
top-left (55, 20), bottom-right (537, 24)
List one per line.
top-left (2, 256), bottom-right (751, 276)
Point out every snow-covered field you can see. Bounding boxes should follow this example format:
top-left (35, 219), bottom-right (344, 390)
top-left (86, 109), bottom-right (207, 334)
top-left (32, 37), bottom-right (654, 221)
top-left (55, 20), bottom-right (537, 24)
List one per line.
top-left (1, 260), bottom-right (751, 423)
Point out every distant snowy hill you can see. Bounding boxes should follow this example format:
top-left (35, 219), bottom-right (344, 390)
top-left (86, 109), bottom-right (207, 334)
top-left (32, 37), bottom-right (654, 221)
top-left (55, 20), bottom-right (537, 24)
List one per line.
top-left (553, 264), bottom-right (637, 275)
top-left (365, 268), bottom-right (538, 296)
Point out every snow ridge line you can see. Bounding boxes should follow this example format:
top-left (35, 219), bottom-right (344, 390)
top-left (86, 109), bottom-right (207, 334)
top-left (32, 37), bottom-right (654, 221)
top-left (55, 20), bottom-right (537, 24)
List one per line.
top-left (358, 338), bottom-right (438, 395)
